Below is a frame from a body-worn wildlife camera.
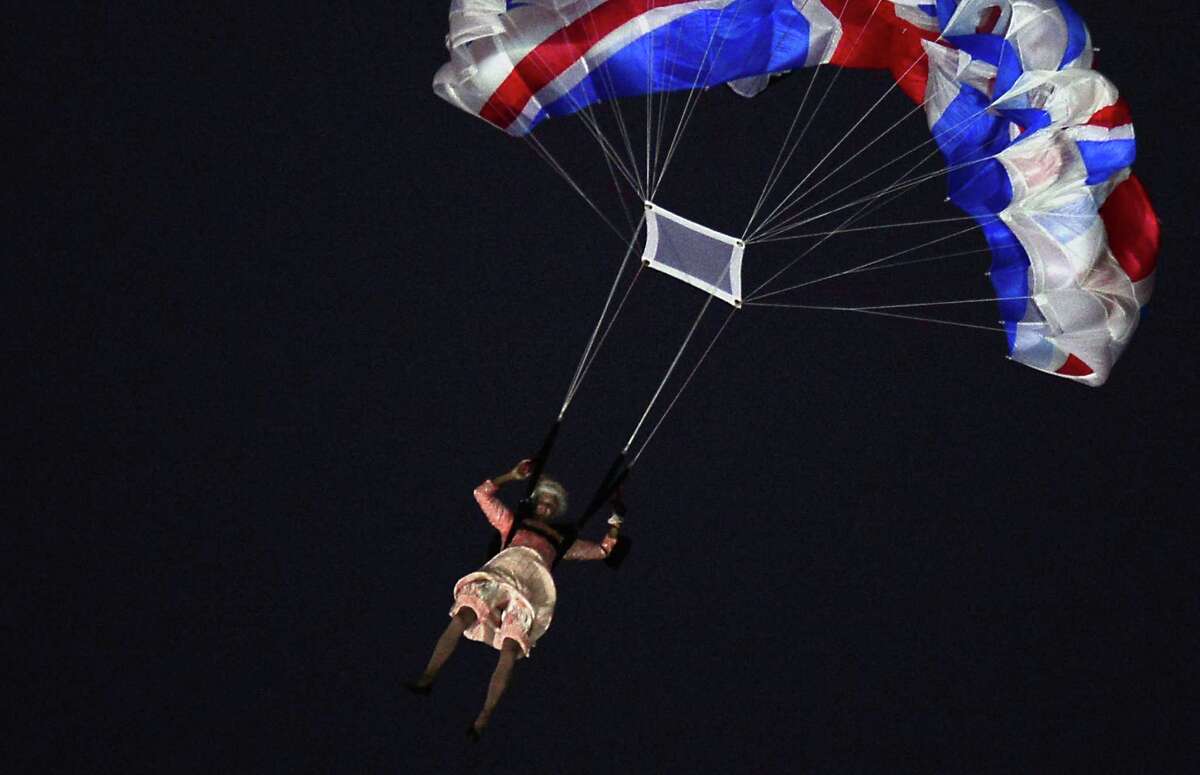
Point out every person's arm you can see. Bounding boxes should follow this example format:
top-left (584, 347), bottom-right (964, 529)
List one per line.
top-left (490, 458), bottom-right (532, 488)
top-left (562, 516), bottom-right (622, 561)
top-left (472, 459), bottom-right (534, 537)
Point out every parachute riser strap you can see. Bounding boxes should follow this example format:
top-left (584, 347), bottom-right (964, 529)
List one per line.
top-left (577, 452), bottom-right (629, 531)
top-left (553, 452), bottom-right (630, 569)
top-left (507, 419), bottom-right (562, 549)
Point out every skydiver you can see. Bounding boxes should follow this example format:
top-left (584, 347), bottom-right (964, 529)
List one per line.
top-left (405, 458), bottom-right (623, 740)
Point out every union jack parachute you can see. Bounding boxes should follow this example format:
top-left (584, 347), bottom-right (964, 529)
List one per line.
top-left (434, 0), bottom-right (1159, 386)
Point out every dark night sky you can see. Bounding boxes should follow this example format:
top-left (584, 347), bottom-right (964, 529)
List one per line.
top-left (13, 2), bottom-right (1198, 772)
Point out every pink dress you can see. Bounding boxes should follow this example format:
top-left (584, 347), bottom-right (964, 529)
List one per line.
top-left (450, 480), bottom-right (613, 658)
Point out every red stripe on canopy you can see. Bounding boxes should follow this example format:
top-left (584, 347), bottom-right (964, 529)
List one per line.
top-left (824, 0), bottom-right (938, 104)
top-left (1056, 354), bottom-right (1094, 377)
top-left (480, 0), bottom-right (697, 129)
top-left (1087, 98), bottom-right (1133, 129)
top-left (1100, 174), bottom-right (1159, 283)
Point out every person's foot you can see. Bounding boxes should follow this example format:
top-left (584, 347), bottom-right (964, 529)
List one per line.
top-left (466, 723), bottom-right (484, 742)
top-left (403, 677), bottom-right (432, 696)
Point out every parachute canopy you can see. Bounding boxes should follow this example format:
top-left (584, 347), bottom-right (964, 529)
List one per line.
top-left (434, 0), bottom-right (1159, 386)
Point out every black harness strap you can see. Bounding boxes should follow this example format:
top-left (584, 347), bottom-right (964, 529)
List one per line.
top-left (519, 519), bottom-right (577, 559)
top-left (492, 418), bottom-right (561, 557)
top-left (484, 420), bottom-right (562, 562)
top-left (513, 419), bottom-right (562, 527)
top-left (554, 452), bottom-right (630, 566)
top-left (576, 453), bottom-right (630, 531)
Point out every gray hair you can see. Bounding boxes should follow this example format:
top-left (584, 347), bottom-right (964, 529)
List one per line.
top-left (531, 478), bottom-right (568, 518)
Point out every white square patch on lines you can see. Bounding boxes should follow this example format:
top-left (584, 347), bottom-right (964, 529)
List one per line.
top-left (641, 202), bottom-right (744, 308)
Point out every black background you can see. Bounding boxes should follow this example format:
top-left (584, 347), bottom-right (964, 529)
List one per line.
top-left (13, 2), bottom-right (1198, 772)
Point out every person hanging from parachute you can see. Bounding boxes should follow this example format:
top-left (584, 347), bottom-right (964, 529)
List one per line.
top-left (405, 457), bottom-right (624, 740)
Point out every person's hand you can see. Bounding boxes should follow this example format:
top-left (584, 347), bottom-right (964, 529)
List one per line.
top-left (492, 458), bottom-right (534, 486)
top-left (601, 529), bottom-right (619, 555)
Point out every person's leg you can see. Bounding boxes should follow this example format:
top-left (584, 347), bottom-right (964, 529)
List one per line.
top-left (407, 608), bottom-right (478, 692)
top-left (470, 638), bottom-right (522, 735)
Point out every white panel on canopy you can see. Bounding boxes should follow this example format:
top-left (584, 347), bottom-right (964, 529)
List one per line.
top-left (641, 202), bottom-right (744, 308)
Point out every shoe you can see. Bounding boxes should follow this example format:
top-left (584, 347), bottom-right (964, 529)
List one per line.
top-left (403, 679), bottom-right (432, 696)
top-left (466, 724), bottom-right (483, 742)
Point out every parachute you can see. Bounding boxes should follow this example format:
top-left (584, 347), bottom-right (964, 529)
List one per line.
top-left (434, 0), bottom-right (1159, 386)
